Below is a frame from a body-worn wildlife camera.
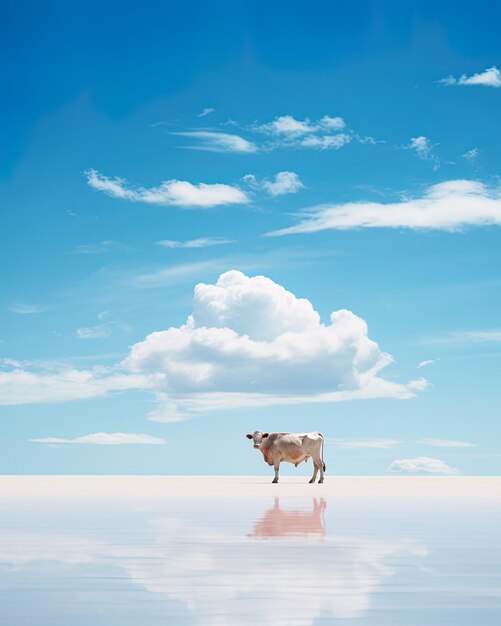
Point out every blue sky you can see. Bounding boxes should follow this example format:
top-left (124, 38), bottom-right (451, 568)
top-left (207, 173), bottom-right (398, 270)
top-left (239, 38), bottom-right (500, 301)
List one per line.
top-left (1, 0), bottom-right (500, 475)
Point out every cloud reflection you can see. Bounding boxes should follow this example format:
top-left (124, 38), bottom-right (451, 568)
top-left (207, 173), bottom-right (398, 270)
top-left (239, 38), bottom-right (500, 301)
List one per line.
top-left (0, 498), bottom-right (427, 625)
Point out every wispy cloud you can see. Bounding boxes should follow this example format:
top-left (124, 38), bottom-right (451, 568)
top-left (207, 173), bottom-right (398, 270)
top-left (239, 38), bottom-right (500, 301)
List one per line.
top-left (157, 237), bottom-right (235, 249)
top-left (416, 359), bottom-right (435, 369)
top-left (74, 241), bottom-right (122, 255)
top-left (418, 438), bottom-right (476, 448)
top-left (462, 147), bottom-right (479, 163)
top-left (86, 169), bottom-right (249, 208)
top-left (328, 438), bottom-right (401, 449)
top-left (31, 432), bottom-right (167, 445)
top-left (132, 260), bottom-right (225, 288)
top-left (387, 456), bottom-right (458, 474)
top-left (198, 107), bottom-right (215, 117)
top-left (439, 66), bottom-right (501, 88)
top-left (7, 303), bottom-right (45, 314)
top-left (407, 136), bottom-right (439, 170)
top-left (266, 180), bottom-right (501, 236)
top-left (171, 131), bottom-right (257, 153)
top-left (170, 114), bottom-right (364, 154)
top-left (75, 312), bottom-right (129, 340)
top-left (76, 325), bottom-right (111, 339)
top-left (426, 329), bottom-right (501, 344)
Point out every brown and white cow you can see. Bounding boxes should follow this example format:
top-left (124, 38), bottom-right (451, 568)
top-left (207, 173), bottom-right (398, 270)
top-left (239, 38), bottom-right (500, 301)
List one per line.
top-left (246, 430), bottom-right (326, 483)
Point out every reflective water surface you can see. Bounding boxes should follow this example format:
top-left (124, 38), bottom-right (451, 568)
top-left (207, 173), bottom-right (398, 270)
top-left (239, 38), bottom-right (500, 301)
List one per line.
top-left (0, 476), bottom-right (500, 625)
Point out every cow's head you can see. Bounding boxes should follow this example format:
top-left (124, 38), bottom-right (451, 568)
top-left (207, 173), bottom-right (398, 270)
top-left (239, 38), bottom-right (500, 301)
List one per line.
top-left (246, 430), bottom-right (269, 449)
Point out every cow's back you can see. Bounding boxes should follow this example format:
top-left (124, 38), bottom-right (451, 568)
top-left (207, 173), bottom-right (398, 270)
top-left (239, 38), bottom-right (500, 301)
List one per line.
top-left (299, 432), bottom-right (324, 455)
top-left (265, 432), bottom-right (303, 461)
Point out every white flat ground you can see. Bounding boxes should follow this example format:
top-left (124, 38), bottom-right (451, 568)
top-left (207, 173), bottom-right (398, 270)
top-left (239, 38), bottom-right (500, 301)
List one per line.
top-left (0, 475), bottom-right (500, 502)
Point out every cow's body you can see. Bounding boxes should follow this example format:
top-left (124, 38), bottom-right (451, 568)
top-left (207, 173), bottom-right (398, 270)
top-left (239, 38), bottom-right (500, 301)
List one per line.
top-left (246, 430), bottom-right (325, 483)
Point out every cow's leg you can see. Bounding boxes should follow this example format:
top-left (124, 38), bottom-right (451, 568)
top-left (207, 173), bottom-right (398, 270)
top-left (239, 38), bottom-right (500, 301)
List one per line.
top-left (312, 453), bottom-right (325, 483)
top-left (272, 462), bottom-right (280, 483)
top-left (309, 462), bottom-right (319, 483)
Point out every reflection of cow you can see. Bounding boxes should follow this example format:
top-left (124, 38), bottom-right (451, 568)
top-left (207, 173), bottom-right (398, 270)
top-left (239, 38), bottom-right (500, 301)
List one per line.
top-left (250, 497), bottom-right (327, 539)
top-left (246, 430), bottom-right (326, 483)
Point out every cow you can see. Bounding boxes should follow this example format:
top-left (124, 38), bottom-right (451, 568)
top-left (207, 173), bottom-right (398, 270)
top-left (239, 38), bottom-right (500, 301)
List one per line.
top-left (246, 430), bottom-right (326, 483)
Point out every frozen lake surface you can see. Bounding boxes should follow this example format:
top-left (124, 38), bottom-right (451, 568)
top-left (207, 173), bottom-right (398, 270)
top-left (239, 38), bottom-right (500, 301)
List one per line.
top-left (0, 476), bottom-right (500, 625)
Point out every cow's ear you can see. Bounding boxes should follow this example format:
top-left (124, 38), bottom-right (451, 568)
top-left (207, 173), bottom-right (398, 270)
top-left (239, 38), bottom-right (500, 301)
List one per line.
top-left (262, 432), bottom-right (269, 438)
top-left (246, 434), bottom-right (253, 439)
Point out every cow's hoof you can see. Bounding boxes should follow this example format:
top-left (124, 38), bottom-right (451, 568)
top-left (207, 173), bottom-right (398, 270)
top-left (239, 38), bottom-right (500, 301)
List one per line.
top-left (309, 478), bottom-right (315, 483)
top-left (318, 478), bottom-right (324, 484)
top-left (272, 479), bottom-right (278, 483)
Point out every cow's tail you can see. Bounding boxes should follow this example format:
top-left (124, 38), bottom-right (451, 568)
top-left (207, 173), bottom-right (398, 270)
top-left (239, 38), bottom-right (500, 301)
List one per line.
top-left (318, 432), bottom-right (326, 472)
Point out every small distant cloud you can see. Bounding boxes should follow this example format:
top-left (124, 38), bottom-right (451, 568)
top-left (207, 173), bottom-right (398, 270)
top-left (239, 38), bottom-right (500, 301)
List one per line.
top-left (329, 438), bottom-right (401, 449)
top-left (157, 237), bottom-right (235, 249)
top-left (86, 169), bottom-right (249, 208)
top-left (76, 313), bottom-right (128, 340)
top-left (419, 438), bottom-right (476, 448)
top-left (407, 136), bottom-right (440, 170)
top-left (416, 359), bottom-right (435, 370)
top-left (257, 114), bottom-right (346, 137)
top-left (244, 171), bottom-right (304, 197)
top-left (75, 324), bottom-right (112, 340)
top-left (8, 303), bottom-right (45, 314)
top-left (171, 131), bottom-right (257, 154)
top-left (439, 66), bottom-right (501, 88)
top-left (387, 456), bottom-right (458, 474)
top-left (300, 134), bottom-right (352, 150)
top-left (462, 147), bottom-right (479, 163)
top-left (31, 432), bottom-right (167, 445)
top-left (263, 171), bottom-right (304, 196)
top-left (253, 114), bottom-right (351, 151)
top-left (198, 107), bottom-right (215, 117)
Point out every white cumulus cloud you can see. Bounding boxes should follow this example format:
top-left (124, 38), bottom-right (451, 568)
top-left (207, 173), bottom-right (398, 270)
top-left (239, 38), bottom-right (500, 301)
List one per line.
top-left (387, 456), bottom-right (458, 474)
top-left (266, 180), bottom-right (501, 235)
top-left (31, 432), bottom-right (166, 445)
top-left (123, 270), bottom-right (425, 417)
top-left (439, 66), bottom-right (501, 88)
top-left (86, 169), bottom-right (249, 208)
top-left (244, 170), bottom-right (304, 196)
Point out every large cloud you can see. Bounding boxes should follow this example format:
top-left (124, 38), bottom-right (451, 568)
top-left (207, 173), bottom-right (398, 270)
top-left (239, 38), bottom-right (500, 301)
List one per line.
top-left (266, 180), bottom-right (501, 235)
top-left (123, 270), bottom-right (425, 419)
top-left (0, 272), bottom-right (425, 417)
